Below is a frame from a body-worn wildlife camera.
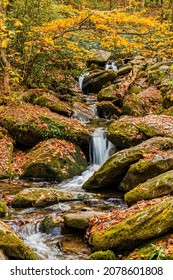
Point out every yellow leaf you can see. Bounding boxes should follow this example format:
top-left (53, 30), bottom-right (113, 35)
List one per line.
top-left (1, 39), bottom-right (8, 48)
top-left (14, 20), bottom-right (23, 27)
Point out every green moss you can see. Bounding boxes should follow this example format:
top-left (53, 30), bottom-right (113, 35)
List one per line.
top-left (124, 170), bottom-right (173, 206)
top-left (0, 201), bottom-right (8, 218)
top-left (90, 197), bottom-right (173, 252)
top-left (0, 221), bottom-right (38, 260)
top-left (90, 250), bottom-right (116, 260)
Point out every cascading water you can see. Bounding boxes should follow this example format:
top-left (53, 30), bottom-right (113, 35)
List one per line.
top-left (89, 128), bottom-right (115, 166)
top-left (105, 61), bottom-right (118, 71)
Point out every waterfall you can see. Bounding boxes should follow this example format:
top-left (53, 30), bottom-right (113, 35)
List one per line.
top-left (105, 61), bottom-right (118, 71)
top-left (78, 72), bottom-right (90, 90)
top-left (89, 128), bottom-right (114, 166)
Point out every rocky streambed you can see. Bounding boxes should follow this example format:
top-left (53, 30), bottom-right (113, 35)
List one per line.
top-left (1, 51), bottom-right (173, 260)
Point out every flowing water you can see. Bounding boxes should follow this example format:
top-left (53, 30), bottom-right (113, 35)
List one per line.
top-left (3, 68), bottom-right (125, 260)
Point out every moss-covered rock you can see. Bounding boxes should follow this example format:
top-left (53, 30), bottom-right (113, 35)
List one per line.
top-left (97, 84), bottom-right (124, 105)
top-left (97, 101), bottom-right (122, 118)
top-left (0, 136), bottom-right (14, 179)
top-left (125, 233), bottom-right (173, 260)
top-left (117, 65), bottom-right (132, 76)
top-left (23, 138), bottom-right (87, 181)
top-left (124, 170), bottom-right (173, 206)
top-left (0, 103), bottom-right (91, 154)
top-left (63, 211), bottom-right (103, 230)
top-left (89, 197), bottom-right (173, 252)
top-left (33, 92), bottom-right (72, 117)
top-left (87, 49), bottom-right (112, 66)
top-left (90, 250), bottom-right (116, 260)
top-left (12, 188), bottom-right (97, 208)
top-left (39, 216), bottom-right (62, 234)
top-left (0, 220), bottom-right (38, 259)
top-left (162, 106), bottom-right (173, 116)
top-left (0, 200), bottom-right (8, 218)
top-left (83, 137), bottom-right (173, 191)
top-left (82, 70), bottom-right (117, 94)
top-left (119, 153), bottom-right (173, 192)
top-left (107, 115), bottom-right (173, 147)
top-left (122, 87), bottom-right (163, 116)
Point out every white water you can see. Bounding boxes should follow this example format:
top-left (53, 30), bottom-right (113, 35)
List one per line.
top-left (89, 127), bottom-right (115, 165)
top-left (78, 72), bottom-right (90, 90)
top-left (105, 61), bottom-right (118, 71)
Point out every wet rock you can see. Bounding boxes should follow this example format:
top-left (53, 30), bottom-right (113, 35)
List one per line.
top-left (122, 87), bottom-right (163, 116)
top-left (63, 211), bottom-right (104, 230)
top-left (0, 137), bottom-right (14, 179)
top-left (12, 188), bottom-right (97, 208)
top-left (0, 103), bottom-right (91, 154)
top-left (0, 220), bottom-right (38, 259)
top-left (72, 101), bottom-right (96, 122)
top-left (83, 137), bottom-right (173, 191)
top-left (107, 114), bottom-right (173, 147)
top-left (89, 197), bottom-right (173, 251)
top-left (39, 216), bottom-right (63, 234)
top-left (0, 200), bottom-right (8, 218)
top-left (62, 234), bottom-right (91, 257)
top-left (124, 170), bottom-right (173, 206)
top-left (90, 250), bottom-right (116, 260)
top-left (23, 138), bottom-right (87, 181)
top-left (82, 70), bottom-right (117, 94)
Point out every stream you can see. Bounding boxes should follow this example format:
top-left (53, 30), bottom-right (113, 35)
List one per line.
top-left (2, 66), bottom-right (126, 260)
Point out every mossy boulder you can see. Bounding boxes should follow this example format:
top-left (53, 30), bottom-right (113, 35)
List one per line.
top-left (0, 136), bottom-right (14, 179)
top-left (33, 92), bottom-right (72, 117)
top-left (97, 101), bottom-right (122, 118)
top-left (122, 87), bottom-right (163, 116)
top-left (90, 250), bottom-right (116, 260)
top-left (124, 170), bottom-right (173, 206)
top-left (63, 211), bottom-right (103, 230)
top-left (0, 103), bottom-right (91, 154)
top-left (89, 197), bottom-right (173, 252)
top-left (23, 138), bottom-right (87, 181)
top-left (0, 220), bottom-right (38, 259)
top-left (82, 70), bottom-right (117, 94)
top-left (107, 115), bottom-right (173, 147)
top-left (162, 106), bottom-right (173, 116)
top-left (119, 152), bottom-right (173, 192)
top-left (83, 137), bottom-right (173, 191)
top-left (12, 188), bottom-right (97, 208)
top-left (87, 49), bottom-right (112, 66)
top-left (125, 233), bottom-right (173, 260)
top-left (117, 65), bottom-right (132, 76)
top-left (97, 84), bottom-right (125, 105)
top-left (0, 200), bottom-right (8, 218)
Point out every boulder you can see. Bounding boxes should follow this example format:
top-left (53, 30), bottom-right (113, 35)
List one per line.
top-left (83, 137), bottom-right (173, 191)
top-left (124, 170), bottom-right (173, 206)
top-left (97, 101), bottom-right (122, 118)
top-left (107, 114), bottom-right (173, 147)
top-left (122, 87), bottom-right (163, 116)
top-left (12, 188), bottom-right (97, 208)
top-left (90, 250), bottom-right (116, 260)
top-left (0, 249), bottom-right (7, 260)
top-left (117, 65), bottom-right (132, 76)
top-left (72, 101), bottom-right (96, 122)
top-left (0, 103), bottom-right (91, 154)
top-left (162, 106), bottom-right (173, 116)
top-left (0, 220), bottom-right (38, 259)
top-left (87, 49), bottom-right (112, 66)
top-left (0, 137), bottom-right (14, 179)
top-left (23, 138), bottom-right (87, 181)
top-left (119, 153), bottom-right (173, 192)
top-left (63, 211), bottom-right (104, 230)
top-left (82, 70), bottom-right (117, 94)
top-left (89, 197), bottom-right (173, 251)
top-left (97, 83), bottom-right (124, 105)
top-left (0, 200), bottom-right (8, 218)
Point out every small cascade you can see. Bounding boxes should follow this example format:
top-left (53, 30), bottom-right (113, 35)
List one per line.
top-left (78, 72), bottom-right (90, 90)
top-left (105, 61), bottom-right (118, 71)
top-left (89, 128), bottom-right (115, 166)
